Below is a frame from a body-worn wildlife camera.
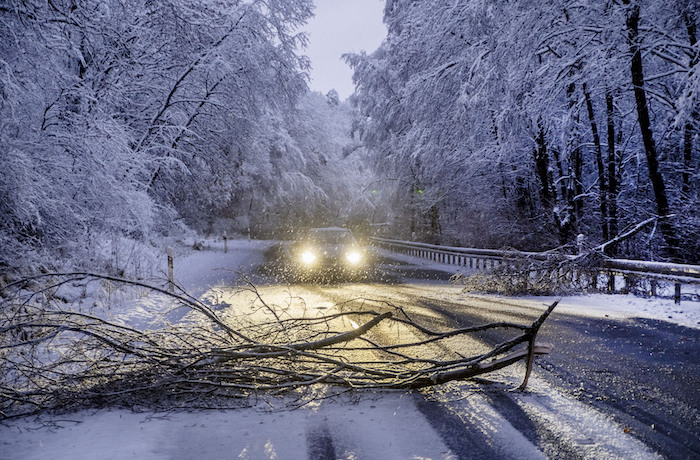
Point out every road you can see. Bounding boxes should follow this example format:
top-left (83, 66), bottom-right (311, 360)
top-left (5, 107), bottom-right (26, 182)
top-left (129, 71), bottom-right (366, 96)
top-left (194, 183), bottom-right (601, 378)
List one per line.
top-left (251, 249), bottom-right (700, 459)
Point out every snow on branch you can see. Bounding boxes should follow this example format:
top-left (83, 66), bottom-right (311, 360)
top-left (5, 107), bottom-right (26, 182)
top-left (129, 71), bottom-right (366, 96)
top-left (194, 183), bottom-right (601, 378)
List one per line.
top-left (0, 274), bottom-right (556, 418)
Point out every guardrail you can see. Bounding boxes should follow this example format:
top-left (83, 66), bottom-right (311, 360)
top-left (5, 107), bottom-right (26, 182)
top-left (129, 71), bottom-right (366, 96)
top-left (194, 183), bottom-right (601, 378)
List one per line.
top-left (371, 237), bottom-right (700, 304)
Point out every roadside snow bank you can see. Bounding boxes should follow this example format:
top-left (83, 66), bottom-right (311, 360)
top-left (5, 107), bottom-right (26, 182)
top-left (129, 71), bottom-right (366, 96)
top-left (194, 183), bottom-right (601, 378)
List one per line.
top-left (377, 249), bottom-right (700, 330)
top-left (164, 238), bottom-right (273, 296)
top-left (453, 292), bottom-right (700, 330)
top-left (535, 293), bottom-right (700, 330)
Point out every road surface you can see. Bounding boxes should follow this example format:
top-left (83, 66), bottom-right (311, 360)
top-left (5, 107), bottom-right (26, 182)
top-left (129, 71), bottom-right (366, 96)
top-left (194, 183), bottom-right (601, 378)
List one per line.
top-left (2, 245), bottom-right (697, 459)
top-left (249, 249), bottom-right (700, 459)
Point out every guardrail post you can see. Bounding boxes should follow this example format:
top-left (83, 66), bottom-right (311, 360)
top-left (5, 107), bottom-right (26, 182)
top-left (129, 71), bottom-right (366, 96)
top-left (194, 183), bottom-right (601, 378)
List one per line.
top-left (630, 274), bottom-right (638, 295)
top-left (167, 247), bottom-right (174, 292)
top-left (674, 283), bottom-right (681, 304)
top-left (608, 272), bottom-right (615, 292)
top-left (622, 274), bottom-right (631, 294)
top-left (576, 233), bottom-right (585, 255)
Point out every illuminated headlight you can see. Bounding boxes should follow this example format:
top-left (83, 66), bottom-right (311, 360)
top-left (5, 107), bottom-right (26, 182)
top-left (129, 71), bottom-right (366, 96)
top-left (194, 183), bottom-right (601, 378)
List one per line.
top-left (300, 251), bottom-right (317, 265)
top-left (346, 251), bottom-right (362, 265)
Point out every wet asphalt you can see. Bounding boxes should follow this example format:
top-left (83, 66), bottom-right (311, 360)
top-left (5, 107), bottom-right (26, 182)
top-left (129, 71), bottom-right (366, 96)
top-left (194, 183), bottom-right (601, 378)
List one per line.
top-left (261, 249), bottom-right (700, 458)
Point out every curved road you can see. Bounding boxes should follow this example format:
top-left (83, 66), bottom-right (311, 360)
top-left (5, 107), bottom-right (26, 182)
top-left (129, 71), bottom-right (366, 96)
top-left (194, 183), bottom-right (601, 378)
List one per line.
top-left (257, 249), bottom-right (700, 459)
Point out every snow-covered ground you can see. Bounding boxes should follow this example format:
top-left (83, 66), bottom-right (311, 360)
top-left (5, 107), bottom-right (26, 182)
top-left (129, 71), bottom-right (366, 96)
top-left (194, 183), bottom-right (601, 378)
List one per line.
top-left (167, 237), bottom-right (271, 297)
top-left (1, 239), bottom-right (696, 459)
top-left (0, 394), bottom-right (463, 460)
top-left (380, 247), bottom-right (700, 330)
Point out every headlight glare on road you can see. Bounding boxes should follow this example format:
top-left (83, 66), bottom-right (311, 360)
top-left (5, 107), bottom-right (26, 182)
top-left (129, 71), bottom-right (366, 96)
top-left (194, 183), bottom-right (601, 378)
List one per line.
top-left (346, 250), bottom-right (362, 265)
top-left (300, 250), bottom-right (316, 265)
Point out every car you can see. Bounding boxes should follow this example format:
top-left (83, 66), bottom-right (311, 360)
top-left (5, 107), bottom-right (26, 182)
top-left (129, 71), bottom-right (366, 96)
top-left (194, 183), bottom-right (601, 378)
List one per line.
top-left (289, 227), bottom-right (372, 280)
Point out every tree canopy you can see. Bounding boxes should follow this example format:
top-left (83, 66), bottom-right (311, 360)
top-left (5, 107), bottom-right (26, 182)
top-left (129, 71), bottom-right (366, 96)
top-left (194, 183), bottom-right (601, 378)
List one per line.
top-left (347, 0), bottom-right (698, 262)
top-left (1, 0), bottom-right (697, 272)
top-left (0, 0), bottom-right (378, 271)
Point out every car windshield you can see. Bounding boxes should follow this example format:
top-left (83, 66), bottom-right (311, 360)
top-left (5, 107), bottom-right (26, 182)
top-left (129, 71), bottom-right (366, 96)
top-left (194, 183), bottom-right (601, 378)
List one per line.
top-left (305, 229), bottom-right (355, 245)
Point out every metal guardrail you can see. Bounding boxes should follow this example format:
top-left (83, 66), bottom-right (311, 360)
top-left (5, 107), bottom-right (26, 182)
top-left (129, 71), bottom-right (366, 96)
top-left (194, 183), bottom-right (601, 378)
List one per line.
top-left (371, 237), bottom-right (700, 304)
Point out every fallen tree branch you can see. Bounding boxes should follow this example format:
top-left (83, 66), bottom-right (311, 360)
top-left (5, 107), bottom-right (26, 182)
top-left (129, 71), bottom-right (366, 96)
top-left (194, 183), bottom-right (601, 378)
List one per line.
top-left (0, 273), bottom-right (557, 418)
top-left (593, 215), bottom-right (669, 256)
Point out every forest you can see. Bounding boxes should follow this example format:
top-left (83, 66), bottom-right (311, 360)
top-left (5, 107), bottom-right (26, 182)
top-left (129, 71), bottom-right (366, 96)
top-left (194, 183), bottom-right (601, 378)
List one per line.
top-left (0, 0), bottom-right (378, 274)
top-left (1, 0), bottom-right (698, 276)
top-left (346, 0), bottom-right (698, 262)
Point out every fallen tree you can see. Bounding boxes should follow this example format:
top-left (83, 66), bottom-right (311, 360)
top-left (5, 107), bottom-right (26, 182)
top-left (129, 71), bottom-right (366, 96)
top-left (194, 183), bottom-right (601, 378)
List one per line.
top-left (451, 216), bottom-right (683, 296)
top-left (0, 273), bottom-right (556, 419)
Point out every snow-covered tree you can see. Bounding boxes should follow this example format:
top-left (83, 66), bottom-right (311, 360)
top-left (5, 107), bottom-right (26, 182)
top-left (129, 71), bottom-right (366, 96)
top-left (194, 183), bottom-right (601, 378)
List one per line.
top-left (0, 0), bottom-right (315, 271)
top-left (242, 91), bottom-right (377, 238)
top-left (347, 0), bottom-right (698, 261)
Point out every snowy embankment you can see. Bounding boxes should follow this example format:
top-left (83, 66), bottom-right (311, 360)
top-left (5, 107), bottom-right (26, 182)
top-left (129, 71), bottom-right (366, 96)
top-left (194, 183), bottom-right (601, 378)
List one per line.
top-left (1, 239), bottom-right (695, 459)
top-left (164, 237), bottom-right (271, 296)
top-left (377, 247), bottom-right (700, 330)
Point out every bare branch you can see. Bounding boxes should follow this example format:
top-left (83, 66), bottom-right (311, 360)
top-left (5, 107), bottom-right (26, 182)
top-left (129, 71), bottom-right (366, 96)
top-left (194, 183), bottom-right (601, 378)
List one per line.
top-left (0, 274), bottom-right (557, 418)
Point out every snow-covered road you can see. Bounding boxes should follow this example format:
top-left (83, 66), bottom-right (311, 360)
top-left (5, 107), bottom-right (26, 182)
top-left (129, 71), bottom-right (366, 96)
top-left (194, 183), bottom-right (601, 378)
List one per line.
top-left (1, 239), bottom-right (698, 459)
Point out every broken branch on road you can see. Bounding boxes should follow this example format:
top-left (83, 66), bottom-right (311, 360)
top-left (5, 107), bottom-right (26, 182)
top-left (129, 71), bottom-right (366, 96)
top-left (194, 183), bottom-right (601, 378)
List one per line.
top-left (0, 273), bottom-right (556, 418)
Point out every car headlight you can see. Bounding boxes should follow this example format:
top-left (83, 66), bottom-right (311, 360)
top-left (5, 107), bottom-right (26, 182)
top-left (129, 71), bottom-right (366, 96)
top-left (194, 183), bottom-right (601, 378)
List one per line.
top-left (346, 250), bottom-right (362, 265)
top-left (300, 250), bottom-right (316, 265)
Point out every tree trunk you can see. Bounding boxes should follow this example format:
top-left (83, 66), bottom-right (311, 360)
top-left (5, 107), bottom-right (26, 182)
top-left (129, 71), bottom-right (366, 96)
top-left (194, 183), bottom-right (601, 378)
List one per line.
top-left (409, 182), bottom-right (417, 238)
top-left (626, 4), bottom-right (679, 259)
top-left (551, 146), bottom-right (572, 244)
top-left (583, 83), bottom-right (609, 242)
top-left (683, 11), bottom-right (698, 199)
top-left (429, 203), bottom-right (441, 243)
top-left (683, 124), bottom-right (695, 199)
top-left (566, 82), bottom-right (584, 228)
top-left (606, 90), bottom-right (619, 256)
top-left (533, 123), bottom-right (551, 211)
top-left (551, 148), bottom-right (566, 204)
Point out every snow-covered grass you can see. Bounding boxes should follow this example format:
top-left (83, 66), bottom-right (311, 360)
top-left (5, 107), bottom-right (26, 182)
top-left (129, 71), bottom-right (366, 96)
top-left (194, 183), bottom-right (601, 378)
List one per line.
top-left (1, 239), bottom-right (694, 459)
